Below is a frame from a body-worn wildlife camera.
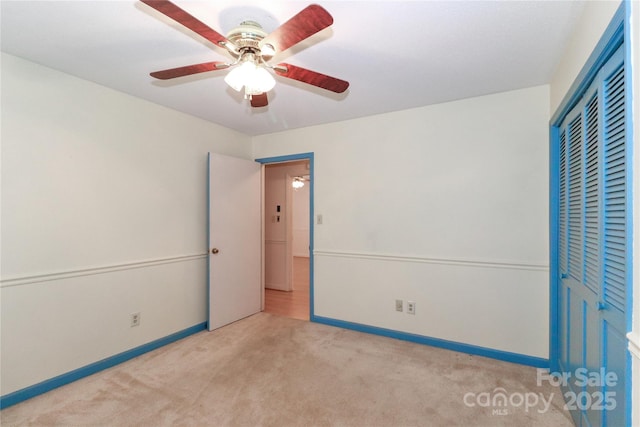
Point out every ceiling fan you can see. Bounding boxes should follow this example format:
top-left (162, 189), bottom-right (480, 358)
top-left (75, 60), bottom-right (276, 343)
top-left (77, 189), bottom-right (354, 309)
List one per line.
top-left (140, 0), bottom-right (349, 108)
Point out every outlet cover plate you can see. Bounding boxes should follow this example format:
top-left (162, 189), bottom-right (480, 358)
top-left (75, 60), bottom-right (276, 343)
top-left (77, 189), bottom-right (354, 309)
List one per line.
top-left (407, 301), bottom-right (416, 315)
top-left (131, 312), bottom-right (141, 327)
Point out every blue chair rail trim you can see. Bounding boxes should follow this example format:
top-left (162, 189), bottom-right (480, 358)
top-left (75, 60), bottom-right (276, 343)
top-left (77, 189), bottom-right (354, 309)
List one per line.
top-left (313, 315), bottom-right (549, 368)
top-left (0, 322), bottom-right (207, 409)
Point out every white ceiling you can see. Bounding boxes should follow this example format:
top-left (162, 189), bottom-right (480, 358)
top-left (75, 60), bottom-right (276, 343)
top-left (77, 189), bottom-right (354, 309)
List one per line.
top-left (1, 1), bottom-right (585, 136)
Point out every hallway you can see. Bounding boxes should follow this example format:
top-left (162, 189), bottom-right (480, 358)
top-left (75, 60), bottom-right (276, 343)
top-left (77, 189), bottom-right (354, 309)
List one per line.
top-left (264, 257), bottom-right (309, 320)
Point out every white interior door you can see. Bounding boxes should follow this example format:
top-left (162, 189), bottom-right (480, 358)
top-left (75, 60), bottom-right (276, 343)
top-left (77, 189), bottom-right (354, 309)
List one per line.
top-left (208, 153), bottom-right (261, 330)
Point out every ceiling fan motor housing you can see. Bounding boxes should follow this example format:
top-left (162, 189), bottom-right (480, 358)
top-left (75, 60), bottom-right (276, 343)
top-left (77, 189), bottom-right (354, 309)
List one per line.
top-left (227, 20), bottom-right (268, 53)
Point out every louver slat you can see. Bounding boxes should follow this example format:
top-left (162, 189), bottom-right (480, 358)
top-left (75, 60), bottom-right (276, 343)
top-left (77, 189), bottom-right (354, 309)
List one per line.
top-left (559, 131), bottom-right (567, 273)
top-left (583, 95), bottom-right (599, 293)
top-left (567, 116), bottom-right (583, 281)
top-left (603, 65), bottom-right (626, 313)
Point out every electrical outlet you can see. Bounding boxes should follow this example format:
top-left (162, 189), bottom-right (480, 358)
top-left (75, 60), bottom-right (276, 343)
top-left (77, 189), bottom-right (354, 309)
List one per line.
top-left (395, 299), bottom-right (403, 312)
top-left (130, 312), bottom-right (141, 327)
top-left (407, 301), bottom-right (416, 315)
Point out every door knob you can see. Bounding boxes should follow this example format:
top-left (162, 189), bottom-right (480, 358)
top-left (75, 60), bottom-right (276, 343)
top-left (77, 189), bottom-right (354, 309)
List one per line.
top-left (211, 248), bottom-right (219, 254)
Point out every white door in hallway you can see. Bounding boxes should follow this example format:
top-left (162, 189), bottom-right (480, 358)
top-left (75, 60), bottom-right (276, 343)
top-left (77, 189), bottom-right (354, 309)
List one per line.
top-left (208, 153), bottom-right (262, 330)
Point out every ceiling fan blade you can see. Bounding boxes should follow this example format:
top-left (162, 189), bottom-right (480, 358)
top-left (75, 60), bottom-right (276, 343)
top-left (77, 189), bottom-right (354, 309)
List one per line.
top-left (140, 0), bottom-right (230, 49)
top-left (150, 61), bottom-right (228, 80)
top-left (274, 63), bottom-right (349, 93)
top-left (250, 93), bottom-right (269, 108)
top-left (262, 4), bottom-right (333, 54)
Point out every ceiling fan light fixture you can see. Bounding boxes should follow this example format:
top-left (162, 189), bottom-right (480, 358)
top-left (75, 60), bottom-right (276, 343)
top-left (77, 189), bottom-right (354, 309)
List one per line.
top-left (249, 66), bottom-right (276, 93)
top-left (224, 58), bottom-right (276, 96)
top-left (292, 177), bottom-right (305, 189)
top-left (224, 61), bottom-right (251, 92)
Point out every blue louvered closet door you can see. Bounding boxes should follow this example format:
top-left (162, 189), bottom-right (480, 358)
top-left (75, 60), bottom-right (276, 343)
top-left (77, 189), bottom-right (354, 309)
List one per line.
top-left (556, 44), bottom-right (628, 427)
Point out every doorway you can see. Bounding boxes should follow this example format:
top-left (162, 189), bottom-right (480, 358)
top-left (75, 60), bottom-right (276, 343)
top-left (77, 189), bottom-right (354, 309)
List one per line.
top-left (256, 154), bottom-right (314, 321)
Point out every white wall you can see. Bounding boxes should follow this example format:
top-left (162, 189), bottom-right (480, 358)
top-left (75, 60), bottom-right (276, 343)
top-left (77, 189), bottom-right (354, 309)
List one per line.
top-left (0, 53), bottom-right (252, 395)
top-left (550, 1), bottom-right (639, 424)
top-left (549, 0), bottom-right (621, 113)
top-left (254, 85), bottom-right (551, 358)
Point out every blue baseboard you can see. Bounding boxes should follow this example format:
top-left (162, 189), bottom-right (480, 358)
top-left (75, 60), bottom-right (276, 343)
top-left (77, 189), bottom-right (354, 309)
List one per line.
top-left (0, 322), bottom-right (207, 410)
top-left (2, 317), bottom-right (548, 410)
top-left (312, 315), bottom-right (549, 369)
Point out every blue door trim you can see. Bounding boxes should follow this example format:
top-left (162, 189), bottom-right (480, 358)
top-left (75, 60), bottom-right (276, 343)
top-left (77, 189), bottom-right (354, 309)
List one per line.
top-left (622, 0), bottom-right (635, 330)
top-left (206, 153), bottom-right (211, 329)
top-left (549, 124), bottom-right (561, 373)
top-left (255, 153), bottom-right (315, 319)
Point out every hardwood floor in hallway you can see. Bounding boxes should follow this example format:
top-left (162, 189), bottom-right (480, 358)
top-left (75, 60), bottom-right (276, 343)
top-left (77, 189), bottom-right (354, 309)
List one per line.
top-left (264, 256), bottom-right (309, 320)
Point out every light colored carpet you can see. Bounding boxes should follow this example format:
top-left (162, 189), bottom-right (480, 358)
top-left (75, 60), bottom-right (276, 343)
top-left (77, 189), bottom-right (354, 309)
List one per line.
top-left (1, 313), bottom-right (573, 426)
